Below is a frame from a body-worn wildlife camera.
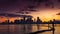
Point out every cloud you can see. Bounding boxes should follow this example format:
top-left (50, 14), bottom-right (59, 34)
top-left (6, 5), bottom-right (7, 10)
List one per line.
top-left (0, 13), bottom-right (6, 16)
top-left (0, 13), bottom-right (33, 18)
top-left (56, 12), bottom-right (60, 15)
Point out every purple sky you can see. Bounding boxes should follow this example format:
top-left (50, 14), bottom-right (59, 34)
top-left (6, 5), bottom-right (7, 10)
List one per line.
top-left (0, 0), bottom-right (60, 17)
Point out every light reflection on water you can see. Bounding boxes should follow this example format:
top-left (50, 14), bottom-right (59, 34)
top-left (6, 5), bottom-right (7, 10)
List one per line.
top-left (0, 24), bottom-right (60, 34)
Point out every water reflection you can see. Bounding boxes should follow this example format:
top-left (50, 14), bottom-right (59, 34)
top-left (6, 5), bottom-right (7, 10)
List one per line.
top-left (0, 24), bottom-right (60, 34)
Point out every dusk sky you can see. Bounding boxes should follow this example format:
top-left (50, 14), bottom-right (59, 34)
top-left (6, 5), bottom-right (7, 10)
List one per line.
top-left (0, 0), bottom-right (60, 22)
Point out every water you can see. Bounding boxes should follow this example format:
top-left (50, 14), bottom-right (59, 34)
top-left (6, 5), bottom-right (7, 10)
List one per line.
top-left (0, 24), bottom-right (60, 34)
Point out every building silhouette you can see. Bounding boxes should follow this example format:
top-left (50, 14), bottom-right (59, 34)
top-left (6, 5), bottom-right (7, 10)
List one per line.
top-left (14, 19), bottom-right (20, 24)
top-left (26, 17), bottom-right (33, 24)
top-left (36, 17), bottom-right (42, 24)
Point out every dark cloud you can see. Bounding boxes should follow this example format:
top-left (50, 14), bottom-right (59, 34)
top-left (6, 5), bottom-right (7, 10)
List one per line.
top-left (7, 14), bottom-right (32, 18)
top-left (0, 13), bottom-right (6, 16)
top-left (58, 0), bottom-right (60, 2)
top-left (56, 12), bottom-right (60, 15)
top-left (0, 13), bottom-right (32, 18)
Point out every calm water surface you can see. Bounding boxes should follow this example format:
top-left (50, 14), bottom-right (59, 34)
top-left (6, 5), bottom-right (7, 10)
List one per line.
top-left (0, 24), bottom-right (60, 34)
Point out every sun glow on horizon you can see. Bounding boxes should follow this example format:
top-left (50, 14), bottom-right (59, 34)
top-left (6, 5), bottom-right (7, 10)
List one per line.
top-left (29, 8), bottom-right (60, 22)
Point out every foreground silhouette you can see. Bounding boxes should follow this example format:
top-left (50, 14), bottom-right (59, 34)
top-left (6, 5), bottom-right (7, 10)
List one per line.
top-left (28, 27), bottom-right (55, 34)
